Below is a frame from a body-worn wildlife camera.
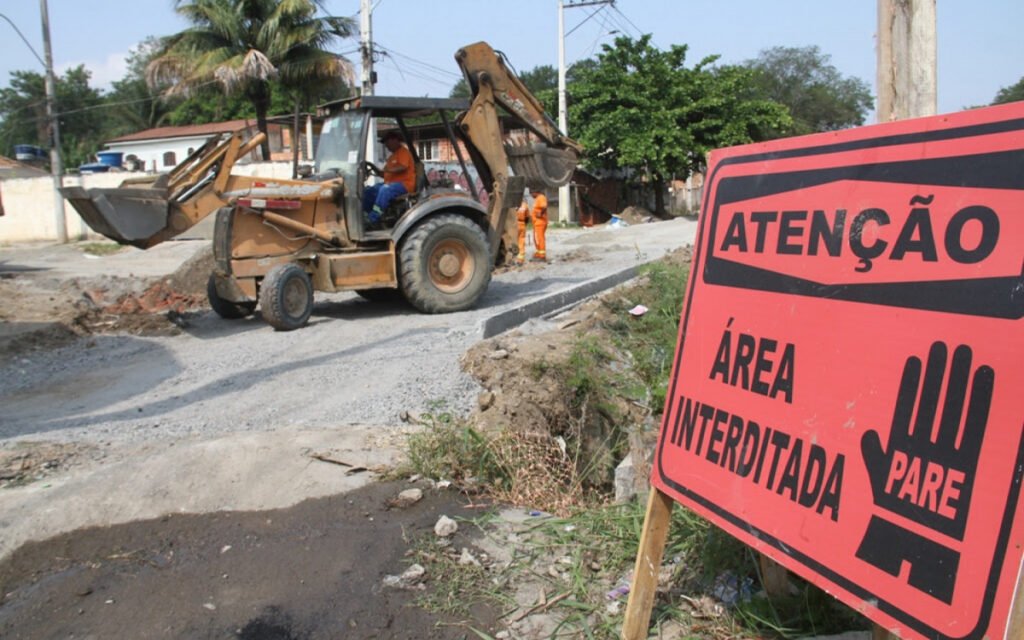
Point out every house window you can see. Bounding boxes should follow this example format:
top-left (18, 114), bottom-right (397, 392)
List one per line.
top-left (163, 151), bottom-right (177, 167)
top-left (417, 140), bottom-right (439, 161)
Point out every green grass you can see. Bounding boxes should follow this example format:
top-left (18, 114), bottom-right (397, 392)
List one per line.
top-left (78, 242), bottom-right (124, 256)
top-left (402, 253), bottom-right (867, 638)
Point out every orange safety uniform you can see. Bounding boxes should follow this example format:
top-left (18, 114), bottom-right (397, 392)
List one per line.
top-left (384, 144), bottom-right (416, 193)
top-left (530, 192), bottom-right (548, 260)
top-left (516, 201), bottom-right (530, 262)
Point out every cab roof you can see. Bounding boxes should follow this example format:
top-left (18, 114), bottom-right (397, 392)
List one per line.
top-left (317, 96), bottom-right (470, 118)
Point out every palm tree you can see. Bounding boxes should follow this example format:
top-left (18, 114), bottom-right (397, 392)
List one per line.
top-left (149, 0), bottom-right (355, 159)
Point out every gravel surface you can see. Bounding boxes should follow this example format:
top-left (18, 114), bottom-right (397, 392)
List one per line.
top-left (0, 219), bottom-right (697, 448)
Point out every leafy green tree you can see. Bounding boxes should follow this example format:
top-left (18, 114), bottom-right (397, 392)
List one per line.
top-left (0, 66), bottom-right (105, 168)
top-left (149, 0), bottom-right (355, 158)
top-left (104, 37), bottom-right (175, 136)
top-left (570, 35), bottom-right (789, 215)
top-left (992, 77), bottom-right (1024, 105)
top-left (744, 46), bottom-right (872, 136)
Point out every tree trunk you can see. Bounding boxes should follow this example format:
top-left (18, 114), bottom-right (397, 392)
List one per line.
top-left (653, 175), bottom-right (666, 217)
top-left (292, 98), bottom-right (301, 179)
top-left (252, 83), bottom-right (272, 161)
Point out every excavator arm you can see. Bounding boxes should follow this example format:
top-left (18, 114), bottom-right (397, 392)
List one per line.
top-left (454, 42), bottom-right (582, 261)
top-left (61, 131), bottom-right (266, 249)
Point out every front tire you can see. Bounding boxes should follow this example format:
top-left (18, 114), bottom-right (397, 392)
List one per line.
top-left (207, 274), bottom-right (257, 319)
top-left (399, 214), bottom-right (491, 313)
top-left (259, 263), bottom-right (314, 331)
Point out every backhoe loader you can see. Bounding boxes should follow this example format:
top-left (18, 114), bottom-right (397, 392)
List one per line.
top-left (61, 42), bottom-right (581, 331)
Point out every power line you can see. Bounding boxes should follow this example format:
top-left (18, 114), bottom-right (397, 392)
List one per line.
top-left (374, 42), bottom-right (461, 80)
top-left (0, 12), bottom-right (45, 69)
top-left (610, 5), bottom-right (647, 41)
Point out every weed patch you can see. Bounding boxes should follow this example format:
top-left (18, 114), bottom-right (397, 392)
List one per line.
top-left (78, 242), bottom-right (124, 256)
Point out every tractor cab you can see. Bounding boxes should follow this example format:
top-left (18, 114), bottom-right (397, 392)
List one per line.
top-left (314, 96), bottom-right (480, 240)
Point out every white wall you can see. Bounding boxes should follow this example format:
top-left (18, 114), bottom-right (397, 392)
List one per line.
top-left (0, 162), bottom-right (292, 243)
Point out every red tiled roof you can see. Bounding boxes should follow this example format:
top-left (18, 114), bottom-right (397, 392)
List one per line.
top-left (107, 119), bottom-right (263, 143)
top-left (0, 155), bottom-right (49, 179)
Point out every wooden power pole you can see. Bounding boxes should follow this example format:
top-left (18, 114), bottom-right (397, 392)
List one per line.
top-left (877, 0), bottom-right (937, 122)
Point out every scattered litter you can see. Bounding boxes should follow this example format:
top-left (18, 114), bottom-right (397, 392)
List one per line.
top-left (608, 215), bottom-right (630, 229)
top-left (487, 349), bottom-right (509, 360)
top-left (105, 599), bottom-right (115, 605)
top-left (434, 515), bottom-right (458, 537)
top-left (606, 600), bottom-right (622, 615)
top-left (606, 572), bottom-right (633, 600)
top-left (391, 488), bottom-right (423, 508)
top-left (711, 571), bottom-right (755, 605)
top-left (382, 563), bottom-right (426, 589)
top-left (628, 304), bottom-right (648, 317)
top-left (435, 480), bottom-right (452, 489)
top-left (528, 510), bottom-right (545, 517)
top-left (220, 545), bottom-right (232, 554)
top-left (680, 594), bottom-right (724, 619)
top-left (408, 474), bottom-right (422, 482)
top-left (203, 603), bottom-right (216, 611)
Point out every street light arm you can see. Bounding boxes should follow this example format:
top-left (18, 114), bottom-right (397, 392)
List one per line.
top-left (0, 12), bottom-right (46, 69)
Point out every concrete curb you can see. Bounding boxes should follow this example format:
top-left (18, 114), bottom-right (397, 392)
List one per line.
top-left (480, 264), bottom-right (643, 338)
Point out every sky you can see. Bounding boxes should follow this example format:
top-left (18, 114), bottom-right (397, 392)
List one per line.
top-left (0, 0), bottom-right (1021, 120)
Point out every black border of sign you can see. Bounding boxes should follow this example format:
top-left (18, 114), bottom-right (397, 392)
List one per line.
top-left (656, 115), bottom-right (1024, 640)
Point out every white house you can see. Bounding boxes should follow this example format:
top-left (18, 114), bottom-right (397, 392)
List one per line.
top-left (103, 119), bottom-right (293, 172)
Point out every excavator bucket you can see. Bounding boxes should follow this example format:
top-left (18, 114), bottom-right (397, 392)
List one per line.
top-left (61, 184), bottom-right (170, 249)
top-left (505, 142), bottom-right (579, 189)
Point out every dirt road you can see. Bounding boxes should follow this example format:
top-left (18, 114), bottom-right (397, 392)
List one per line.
top-left (0, 218), bottom-right (697, 637)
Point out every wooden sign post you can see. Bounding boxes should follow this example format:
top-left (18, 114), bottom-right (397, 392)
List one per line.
top-left (622, 103), bottom-right (1024, 640)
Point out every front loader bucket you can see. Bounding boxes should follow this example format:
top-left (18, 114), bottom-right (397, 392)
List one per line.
top-left (506, 143), bottom-right (579, 190)
top-left (61, 185), bottom-right (170, 249)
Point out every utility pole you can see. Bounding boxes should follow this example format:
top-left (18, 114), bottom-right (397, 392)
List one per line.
top-left (360, 0), bottom-right (374, 97)
top-left (40, 0), bottom-right (67, 243)
top-left (360, 0), bottom-right (376, 164)
top-left (877, 0), bottom-right (936, 121)
top-left (557, 0), bottom-right (613, 224)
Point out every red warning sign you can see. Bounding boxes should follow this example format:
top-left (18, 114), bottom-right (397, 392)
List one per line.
top-left (652, 102), bottom-right (1024, 640)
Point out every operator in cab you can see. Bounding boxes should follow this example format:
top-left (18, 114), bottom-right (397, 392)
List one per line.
top-left (363, 130), bottom-right (416, 226)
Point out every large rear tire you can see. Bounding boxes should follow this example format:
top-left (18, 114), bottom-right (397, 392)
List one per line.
top-left (207, 274), bottom-right (257, 319)
top-left (259, 263), bottom-right (314, 331)
top-left (399, 214), bottom-right (490, 313)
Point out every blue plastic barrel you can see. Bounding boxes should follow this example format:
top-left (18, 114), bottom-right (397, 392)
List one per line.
top-left (96, 151), bottom-right (124, 167)
top-left (14, 145), bottom-right (45, 161)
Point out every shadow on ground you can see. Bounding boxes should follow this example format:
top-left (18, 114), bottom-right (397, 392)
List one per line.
top-left (0, 480), bottom-right (496, 640)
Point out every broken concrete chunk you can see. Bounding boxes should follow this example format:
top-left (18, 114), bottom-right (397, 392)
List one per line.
top-left (458, 548), bottom-right (481, 566)
top-left (393, 488), bottom-right (423, 508)
top-left (434, 515), bottom-right (458, 537)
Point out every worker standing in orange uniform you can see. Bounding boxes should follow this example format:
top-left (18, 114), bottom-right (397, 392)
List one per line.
top-left (515, 194), bottom-right (530, 264)
top-left (529, 187), bottom-right (548, 261)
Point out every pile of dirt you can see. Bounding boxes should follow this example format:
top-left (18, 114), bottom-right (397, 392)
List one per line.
top-left (616, 205), bottom-right (658, 225)
top-left (0, 247), bottom-right (214, 357)
top-left (459, 282), bottom-right (656, 499)
top-left (462, 245), bottom-right (693, 500)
